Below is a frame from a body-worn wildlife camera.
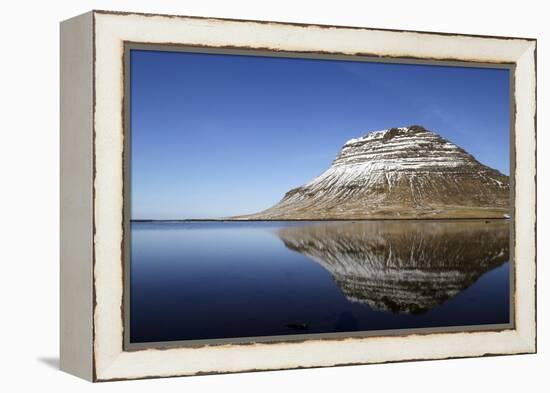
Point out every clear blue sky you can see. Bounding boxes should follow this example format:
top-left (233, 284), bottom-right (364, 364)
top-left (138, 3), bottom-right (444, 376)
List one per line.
top-left (130, 49), bottom-right (510, 219)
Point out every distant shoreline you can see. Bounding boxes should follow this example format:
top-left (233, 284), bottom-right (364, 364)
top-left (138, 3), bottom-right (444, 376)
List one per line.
top-left (131, 217), bottom-right (511, 223)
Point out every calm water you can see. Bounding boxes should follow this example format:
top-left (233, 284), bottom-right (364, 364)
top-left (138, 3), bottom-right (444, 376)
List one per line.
top-left (130, 220), bottom-right (510, 343)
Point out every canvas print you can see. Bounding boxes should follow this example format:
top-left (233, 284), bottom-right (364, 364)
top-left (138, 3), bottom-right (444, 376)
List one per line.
top-left (128, 48), bottom-right (511, 345)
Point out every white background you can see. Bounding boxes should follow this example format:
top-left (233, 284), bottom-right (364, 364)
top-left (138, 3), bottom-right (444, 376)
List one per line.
top-left (0, 0), bottom-right (546, 391)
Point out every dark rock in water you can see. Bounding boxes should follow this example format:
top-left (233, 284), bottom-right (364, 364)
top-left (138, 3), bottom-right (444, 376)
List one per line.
top-left (286, 322), bottom-right (309, 330)
top-left (233, 126), bottom-right (509, 219)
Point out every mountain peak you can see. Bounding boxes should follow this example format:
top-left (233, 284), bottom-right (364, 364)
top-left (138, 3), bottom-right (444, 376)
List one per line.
top-left (344, 125), bottom-right (429, 146)
top-left (332, 125), bottom-right (474, 171)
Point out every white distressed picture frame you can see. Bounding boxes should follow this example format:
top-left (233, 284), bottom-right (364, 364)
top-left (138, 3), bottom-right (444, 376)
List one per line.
top-left (60, 10), bottom-right (536, 382)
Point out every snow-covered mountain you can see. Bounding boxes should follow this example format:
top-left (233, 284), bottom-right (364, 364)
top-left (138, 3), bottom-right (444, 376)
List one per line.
top-left (278, 220), bottom-right (509, 314)
top-left (236, 125), bottom-right (509, 219)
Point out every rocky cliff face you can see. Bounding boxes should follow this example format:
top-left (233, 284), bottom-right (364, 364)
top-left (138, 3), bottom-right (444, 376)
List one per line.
top-left (236, 126), bottom-right (509, 219)
top-left (277, 220), bottom-right (509, 314)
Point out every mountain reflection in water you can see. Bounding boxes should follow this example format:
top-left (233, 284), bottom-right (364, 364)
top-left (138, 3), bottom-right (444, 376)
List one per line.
top-left (277, 220), bottom-right (509, 314)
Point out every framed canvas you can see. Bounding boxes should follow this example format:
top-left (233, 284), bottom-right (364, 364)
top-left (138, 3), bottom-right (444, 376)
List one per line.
top-left (60, 10), bottom-right (537, 382)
